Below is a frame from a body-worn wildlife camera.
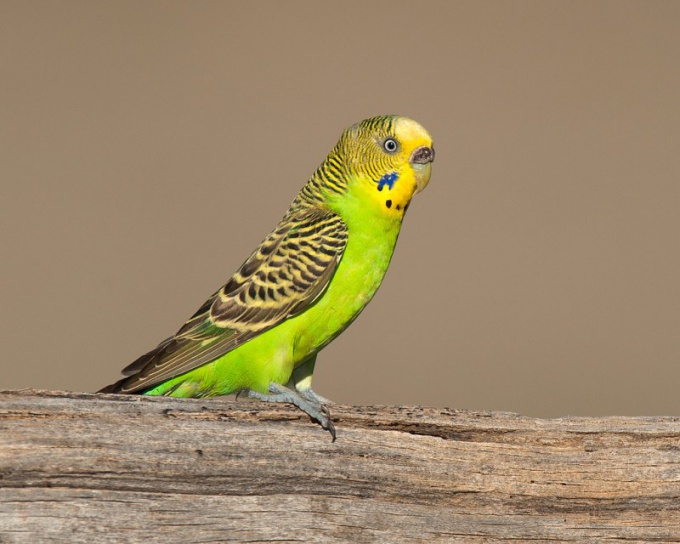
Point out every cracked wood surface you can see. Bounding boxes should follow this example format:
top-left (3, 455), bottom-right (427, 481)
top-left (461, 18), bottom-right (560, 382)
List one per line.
top-left (1, 389), bottom-right (680, 543)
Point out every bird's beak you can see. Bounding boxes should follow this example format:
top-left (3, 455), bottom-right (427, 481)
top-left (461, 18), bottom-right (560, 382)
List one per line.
top-left (410, 146), bottom-right (435, 193)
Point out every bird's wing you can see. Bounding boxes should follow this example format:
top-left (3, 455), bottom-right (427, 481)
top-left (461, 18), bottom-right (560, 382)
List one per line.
top-left (103, 206), bottom-right (348, 394)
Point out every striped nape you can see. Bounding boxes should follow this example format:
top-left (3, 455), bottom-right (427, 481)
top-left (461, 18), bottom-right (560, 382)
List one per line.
top-left (298, 115), bottom-right (399, 205)
top-left (299, 142), bottom-right (348, 204)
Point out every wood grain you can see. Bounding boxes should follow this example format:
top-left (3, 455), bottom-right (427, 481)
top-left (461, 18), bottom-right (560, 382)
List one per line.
top-left (1, 389), bottom-right (679, 543)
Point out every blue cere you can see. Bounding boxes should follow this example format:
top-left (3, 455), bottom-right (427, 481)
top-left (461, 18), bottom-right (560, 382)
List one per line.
top-left (377, 172), bottom-right (398, 191)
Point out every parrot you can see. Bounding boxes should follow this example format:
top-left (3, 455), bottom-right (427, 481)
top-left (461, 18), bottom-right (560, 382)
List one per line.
top-left (100, 115), bottom-right (435, 440)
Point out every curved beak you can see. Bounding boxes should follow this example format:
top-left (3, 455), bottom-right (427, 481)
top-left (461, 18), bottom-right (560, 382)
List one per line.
top-left (410, 146), bottom-right (435, 193)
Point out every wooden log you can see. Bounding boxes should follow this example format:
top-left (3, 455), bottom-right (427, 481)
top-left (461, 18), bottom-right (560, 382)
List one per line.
top-left (1, 389), bottom-right (679, 543)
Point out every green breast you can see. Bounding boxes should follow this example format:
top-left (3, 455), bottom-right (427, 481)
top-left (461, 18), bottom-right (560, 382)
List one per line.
top-left (288, 190), bottom-right (403, 358)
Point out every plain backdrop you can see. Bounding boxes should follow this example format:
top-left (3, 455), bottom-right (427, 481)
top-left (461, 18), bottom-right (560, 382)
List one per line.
top-left (1, 1), bottom-right (679, 417)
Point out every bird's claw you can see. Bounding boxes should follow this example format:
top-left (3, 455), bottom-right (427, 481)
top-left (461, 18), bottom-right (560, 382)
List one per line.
top-left (245, 383), bottom-right (336, 441)
top-left (322, 418), bottom-right (337, 442)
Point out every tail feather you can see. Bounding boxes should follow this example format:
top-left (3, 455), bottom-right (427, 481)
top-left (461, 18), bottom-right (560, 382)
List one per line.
top-left (98, 377), bottom-right (130, 394)
top-left (97, 337), bottom-right (176, 394)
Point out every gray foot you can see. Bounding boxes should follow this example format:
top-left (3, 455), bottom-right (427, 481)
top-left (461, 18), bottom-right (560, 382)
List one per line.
top-left (247, 383), bottom-right (336, 441)
top-left (297, 388), bottom-right (333, 412)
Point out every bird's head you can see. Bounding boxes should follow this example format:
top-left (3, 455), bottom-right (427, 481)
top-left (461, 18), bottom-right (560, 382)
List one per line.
top-left (332, 115), bottom-right (434, 215)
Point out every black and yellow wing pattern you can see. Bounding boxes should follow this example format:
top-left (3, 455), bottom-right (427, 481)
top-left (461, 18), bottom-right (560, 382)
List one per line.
top-left (101, 206), bottom-right (348, 394)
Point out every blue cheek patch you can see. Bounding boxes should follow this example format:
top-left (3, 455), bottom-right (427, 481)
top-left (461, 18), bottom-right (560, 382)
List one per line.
top-left (377, 172), bottom-right (398, 191)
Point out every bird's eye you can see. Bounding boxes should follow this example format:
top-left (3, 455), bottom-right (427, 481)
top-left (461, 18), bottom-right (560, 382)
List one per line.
top-left (382, 138), bottom-right (399, 154)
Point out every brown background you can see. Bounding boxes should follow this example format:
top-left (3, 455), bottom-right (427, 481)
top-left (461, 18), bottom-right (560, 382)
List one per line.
top-left (2, 1), bottom-right (679, 417)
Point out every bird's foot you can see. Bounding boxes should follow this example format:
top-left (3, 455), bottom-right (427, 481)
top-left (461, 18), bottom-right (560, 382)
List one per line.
top-left (298, 387), bottom-right (333, 406)
top-left (247, 383), bottom-right (336, 441)
top-left (297, 388), bottom-right (333, 418)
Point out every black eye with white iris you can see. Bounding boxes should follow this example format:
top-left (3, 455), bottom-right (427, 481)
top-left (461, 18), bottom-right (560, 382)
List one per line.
top-left (382, 137), bottom-right (399, 154)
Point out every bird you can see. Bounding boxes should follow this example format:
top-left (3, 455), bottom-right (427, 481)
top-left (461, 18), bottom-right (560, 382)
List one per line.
top-left (100, 115), bottom-right (435, 440)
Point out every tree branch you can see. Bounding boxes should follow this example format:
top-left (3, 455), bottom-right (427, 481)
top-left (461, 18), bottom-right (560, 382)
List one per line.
top-left (1, 389), bottom-right (679, 543)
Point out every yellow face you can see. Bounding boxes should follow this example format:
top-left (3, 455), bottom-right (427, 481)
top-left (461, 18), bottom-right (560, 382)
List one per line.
top-left (342, 115), bottom-right (434, 216)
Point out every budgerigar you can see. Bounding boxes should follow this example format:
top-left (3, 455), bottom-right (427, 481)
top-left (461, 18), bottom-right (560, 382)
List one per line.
top-left (100, 115), bottom-right (435, 440)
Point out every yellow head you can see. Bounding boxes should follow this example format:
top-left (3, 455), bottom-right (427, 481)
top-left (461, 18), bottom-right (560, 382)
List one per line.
top-left (305, 115), bottom-right (434, 216)
top-left (344, 115), bottom-right (434, 212)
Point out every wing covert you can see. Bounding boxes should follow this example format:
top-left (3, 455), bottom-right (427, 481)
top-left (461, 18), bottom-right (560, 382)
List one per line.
top-left (103, 207), bottom-right (348, 394)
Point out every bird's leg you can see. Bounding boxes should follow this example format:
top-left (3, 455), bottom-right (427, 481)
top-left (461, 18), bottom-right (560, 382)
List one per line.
top-left (247, 381), bottom-right (336, 441)
top-left (290, 355), bottom-right (334, 408)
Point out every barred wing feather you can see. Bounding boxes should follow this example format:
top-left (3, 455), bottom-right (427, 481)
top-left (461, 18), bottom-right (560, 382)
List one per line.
top-left (102, 207), bottom-right (348, 394)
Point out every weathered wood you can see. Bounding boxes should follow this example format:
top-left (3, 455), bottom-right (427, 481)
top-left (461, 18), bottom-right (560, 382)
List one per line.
top-left (1, 389), bottom-right (679, 543)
